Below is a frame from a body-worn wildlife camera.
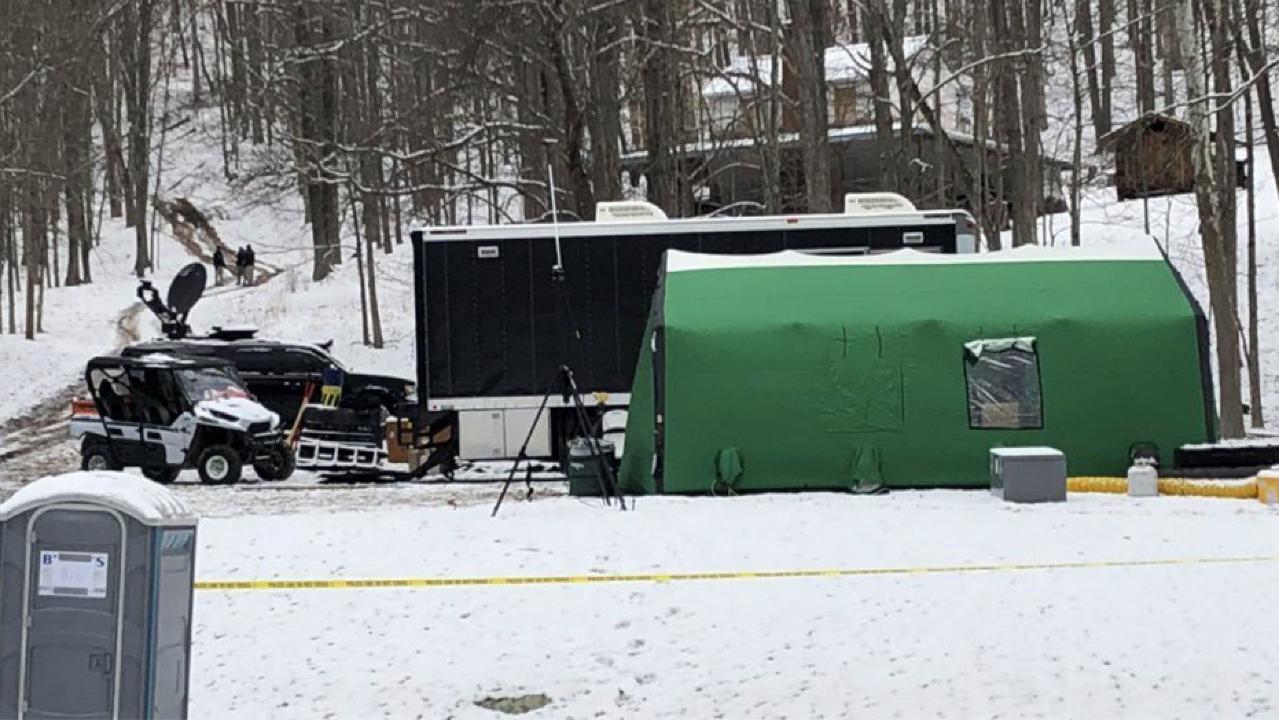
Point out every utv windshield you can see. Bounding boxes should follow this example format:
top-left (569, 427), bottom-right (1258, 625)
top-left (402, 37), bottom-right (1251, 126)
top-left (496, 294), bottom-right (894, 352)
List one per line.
top-left (176, 366), bottom-right (252, 403)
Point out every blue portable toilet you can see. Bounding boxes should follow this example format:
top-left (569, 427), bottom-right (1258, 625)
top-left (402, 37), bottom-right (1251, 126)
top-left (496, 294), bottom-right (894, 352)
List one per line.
top-left (0, 472), bottom-right (197, 719)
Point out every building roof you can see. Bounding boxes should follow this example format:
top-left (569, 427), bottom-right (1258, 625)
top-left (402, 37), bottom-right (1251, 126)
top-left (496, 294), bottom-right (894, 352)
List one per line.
top-left (701, 35), bottom-right (929, 98)
top-left (824, 35), bottom-right (929, 84)
top-left (1096, 114), bottom-right (1192, 151)
top-left (619, 121), bottom-right (1069, 170)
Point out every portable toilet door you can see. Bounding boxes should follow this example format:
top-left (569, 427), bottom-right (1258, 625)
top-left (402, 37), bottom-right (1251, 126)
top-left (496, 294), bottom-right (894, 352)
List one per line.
top-left (20, 503), bottom-right (128, 719)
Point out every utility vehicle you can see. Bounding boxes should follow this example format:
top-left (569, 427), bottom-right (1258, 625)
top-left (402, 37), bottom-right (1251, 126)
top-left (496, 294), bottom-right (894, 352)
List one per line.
top-left (70, 354), bottom-right (294, 484)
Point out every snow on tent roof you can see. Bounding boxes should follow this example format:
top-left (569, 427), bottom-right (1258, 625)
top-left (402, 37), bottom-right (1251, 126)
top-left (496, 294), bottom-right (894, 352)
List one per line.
top-left (665, 238), bottom-right (1165, 273)
top-left (0, 472), bottom-right (196, 526)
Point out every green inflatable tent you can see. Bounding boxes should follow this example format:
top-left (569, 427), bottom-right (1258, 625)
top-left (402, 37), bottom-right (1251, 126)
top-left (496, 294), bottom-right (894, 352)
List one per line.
top-left (617, 240), bottom-right (1215, 494)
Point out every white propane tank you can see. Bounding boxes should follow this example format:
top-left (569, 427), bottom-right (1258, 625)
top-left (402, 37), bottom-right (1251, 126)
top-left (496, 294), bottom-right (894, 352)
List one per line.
top-left (1127, 458), bottom-right (1159, 497)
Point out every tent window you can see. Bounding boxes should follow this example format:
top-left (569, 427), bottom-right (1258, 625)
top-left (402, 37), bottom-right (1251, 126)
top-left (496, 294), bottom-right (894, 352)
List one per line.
top-left (964, 338), bottom-right (1043, 430)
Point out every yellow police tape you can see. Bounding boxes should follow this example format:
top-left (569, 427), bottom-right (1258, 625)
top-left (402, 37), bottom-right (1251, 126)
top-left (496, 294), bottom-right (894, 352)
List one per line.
top-left (1069, 476), bottom-right (1259, 498)
top-left (194, 554), bottom-right (1279, 592)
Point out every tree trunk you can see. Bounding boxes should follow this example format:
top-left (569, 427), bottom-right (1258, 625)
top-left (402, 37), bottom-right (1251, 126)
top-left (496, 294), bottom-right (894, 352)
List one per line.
top-left (65, 62), bottom-right (94, 284)
top-left (1076, 0), bottom-right (1106, 142)
top-left (1097, 0), bottom-right (1115, 134)
top-left (548, 31), bottom-right (596, 218)
top-left (636, 0), bottom-right (687, 215)
top-left (190, 0), bottom-right (202, 103)
top-left (1066, 0), bottom-right (1084, 246)
top-left (785, 0), bottom-right (833, 212)
top-left (94, 36), bottom-right (126, 220)
top-left (1235, 0), bottom-right (1279, 207)
top-left (867, 1), bottom-right (899, 194)
top-left (892, 0), bottom-right (921, 200)
top-left (352, 197), bottom-right (370, 347)
top-left (361, 189), bottom-right (384, 349)
top-left (120, 0), bottom-right (155, 276)
top-left (1244, 88), bottom-right (1263, 427)
top-left (295, 2), bottom-right (341, 280)
top-left (586, 9), bottom-right (624, 206)
top-left (971, 0), bottom-right (999, 248)
top-left (24, 191), bottom-right (42, 341)
top-left (246, 7), bottom-right (266, 145)
top-left (1127, 0), bottom-right (1156, 114)
top-left (1174, 0), bottom-right (1244, 438)
top-left (5, 204), bottom-right (16, 334)
top-left (1013, 0), bottom-right (1044, 245)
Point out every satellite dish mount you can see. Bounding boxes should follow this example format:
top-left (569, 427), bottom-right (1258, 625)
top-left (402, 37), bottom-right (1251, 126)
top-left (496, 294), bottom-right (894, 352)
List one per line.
top-left (137, 263), bottom-right (208, 340)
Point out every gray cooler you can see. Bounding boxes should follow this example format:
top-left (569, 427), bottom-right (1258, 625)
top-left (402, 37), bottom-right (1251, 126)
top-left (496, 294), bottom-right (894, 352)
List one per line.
top-left (990, 447), bottom-right (1067, 503)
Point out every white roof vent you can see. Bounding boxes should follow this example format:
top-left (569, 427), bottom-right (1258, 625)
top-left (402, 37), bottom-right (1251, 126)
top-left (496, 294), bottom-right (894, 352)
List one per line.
top-left (596, 201), bottom-right (668, 223)
top-left (843, 192), bottom-right (917, 215)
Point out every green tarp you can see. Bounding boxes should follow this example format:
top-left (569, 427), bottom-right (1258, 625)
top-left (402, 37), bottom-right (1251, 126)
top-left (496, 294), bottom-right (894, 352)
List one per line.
top-left (618, 241), bottom-right (1214, 494)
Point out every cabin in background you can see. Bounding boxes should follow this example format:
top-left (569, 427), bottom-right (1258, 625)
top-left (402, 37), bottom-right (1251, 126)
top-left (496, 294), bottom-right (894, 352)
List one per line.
top-left (1099, 114), bottom-right (1247, 201)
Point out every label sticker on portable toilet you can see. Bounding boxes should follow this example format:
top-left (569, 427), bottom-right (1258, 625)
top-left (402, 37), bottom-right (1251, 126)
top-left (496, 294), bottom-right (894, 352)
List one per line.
top-left (37, 551), bottom-right (109, 598)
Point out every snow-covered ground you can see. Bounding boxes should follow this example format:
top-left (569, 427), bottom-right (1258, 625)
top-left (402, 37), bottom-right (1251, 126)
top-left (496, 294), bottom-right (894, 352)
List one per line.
top-left (185, 489), bottom-right (1279, 718)
top-left (0, 224), bottom-right (169, 423)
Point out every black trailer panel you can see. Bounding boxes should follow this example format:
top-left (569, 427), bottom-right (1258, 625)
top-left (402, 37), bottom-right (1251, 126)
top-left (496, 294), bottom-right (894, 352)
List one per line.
top-left (414, 216), bottom-right (969, 403)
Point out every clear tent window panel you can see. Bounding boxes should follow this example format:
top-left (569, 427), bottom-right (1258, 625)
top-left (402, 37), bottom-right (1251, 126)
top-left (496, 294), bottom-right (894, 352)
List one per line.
top-left (964, 338), bottom-right (1043, 430)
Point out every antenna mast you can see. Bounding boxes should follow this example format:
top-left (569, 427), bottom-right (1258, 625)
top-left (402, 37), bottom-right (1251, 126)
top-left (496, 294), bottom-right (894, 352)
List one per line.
top-left (545, 138), bottom-right (564, 272)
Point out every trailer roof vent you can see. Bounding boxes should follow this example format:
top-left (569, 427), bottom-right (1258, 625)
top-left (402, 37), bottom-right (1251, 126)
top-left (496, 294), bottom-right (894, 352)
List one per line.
top-left (596, 201), bottom-right (668, 223)
top-left (843, 192), bottom-right (917, 215)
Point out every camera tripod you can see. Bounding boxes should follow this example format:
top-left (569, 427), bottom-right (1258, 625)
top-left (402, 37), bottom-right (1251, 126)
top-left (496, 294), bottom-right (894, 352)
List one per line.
top-left (490, 360), bottom-right (628, 517)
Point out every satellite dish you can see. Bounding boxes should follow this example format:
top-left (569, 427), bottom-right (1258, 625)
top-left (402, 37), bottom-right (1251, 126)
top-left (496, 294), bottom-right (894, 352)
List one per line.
top-left (166, 263), bottom-right (207, 317)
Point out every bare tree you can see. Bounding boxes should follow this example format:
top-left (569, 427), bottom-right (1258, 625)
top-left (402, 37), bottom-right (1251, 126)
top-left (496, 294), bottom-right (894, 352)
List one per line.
top-left (784, 0), bottom-right (833, 211)
top-left (1231, 0), bottom-right (1279, 207)
top-left (119, 0), bottom-right (156, 277)
top-left (635, 0), bottom-right (693, 215)
top-left (1097, 0), bottom-right (1116, 135)
top-left (1243, 87), bottom-right (1263, 427)
top-left (292, 1), bottom-right (342, 281)
top-left (1173, 0), bottom-right (1244, 438)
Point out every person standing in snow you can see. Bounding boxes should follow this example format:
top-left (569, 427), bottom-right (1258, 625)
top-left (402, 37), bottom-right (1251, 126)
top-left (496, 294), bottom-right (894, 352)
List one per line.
top-left (234, 246), bottom-right (246, 286)
top-left (212, 247), bottom-right (226, 285)
top-left (245, 244), bottom-right (256, 286)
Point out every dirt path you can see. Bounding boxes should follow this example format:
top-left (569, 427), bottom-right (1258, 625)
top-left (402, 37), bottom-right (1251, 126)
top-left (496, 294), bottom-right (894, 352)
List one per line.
top-left (0, 303), bottom-right (144, 489)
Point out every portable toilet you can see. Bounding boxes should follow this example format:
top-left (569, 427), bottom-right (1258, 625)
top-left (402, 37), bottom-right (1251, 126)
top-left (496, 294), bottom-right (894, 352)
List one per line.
top-left (0, 472), bottom-right (197, 720)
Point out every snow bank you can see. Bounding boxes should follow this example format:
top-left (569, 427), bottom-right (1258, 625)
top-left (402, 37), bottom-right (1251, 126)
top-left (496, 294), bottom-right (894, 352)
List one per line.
top-left (0, 471), bottom-right (195, 524)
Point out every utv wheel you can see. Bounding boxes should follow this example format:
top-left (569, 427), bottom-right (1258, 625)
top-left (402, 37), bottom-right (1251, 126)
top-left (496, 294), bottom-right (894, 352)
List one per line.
top-left (80, 441), bottom-right (122, 472)
top-left (253, 443), bottom-right (296, 482)
top-left (142, 466), bottom-right (181, 484)
top-left (197, 445), bottom-right (243, 485)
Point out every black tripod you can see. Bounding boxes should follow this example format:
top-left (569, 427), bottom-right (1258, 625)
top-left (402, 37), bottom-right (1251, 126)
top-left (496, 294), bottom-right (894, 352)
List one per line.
top-left (490, 361), bottom-right (627, 517)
